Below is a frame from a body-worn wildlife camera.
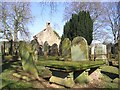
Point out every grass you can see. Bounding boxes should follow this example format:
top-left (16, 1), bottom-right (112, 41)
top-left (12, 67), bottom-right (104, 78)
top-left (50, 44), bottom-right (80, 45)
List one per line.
top-left (38, 56), bottom-right (59, 61)
top-left (0, 60), bottom-right (33, 89)
top-left (37, 66), bottom-right (52, 78)
top-left (1, 79), bottom-right (33, 89)
top-left (100, 65), bottom-right (119, 88)
top-left (1, 55), bottom-right (117, 89)
top-left (101, 65), bottom-right (118, 75)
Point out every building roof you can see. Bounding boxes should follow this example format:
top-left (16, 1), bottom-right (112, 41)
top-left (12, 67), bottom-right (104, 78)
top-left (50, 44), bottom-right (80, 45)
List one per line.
top-left (33, 22), bottom-right (61, 46)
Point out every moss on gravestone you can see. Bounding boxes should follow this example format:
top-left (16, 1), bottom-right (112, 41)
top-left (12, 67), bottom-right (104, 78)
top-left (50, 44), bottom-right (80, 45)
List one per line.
top-left (71, 37), bottom-right (89, 61)
top-left (74, 71), bottom-right (90, 84)
top-left (61, 38), bottom-right (71, 60)
top-left (37, 60), bottom-right (105, 71)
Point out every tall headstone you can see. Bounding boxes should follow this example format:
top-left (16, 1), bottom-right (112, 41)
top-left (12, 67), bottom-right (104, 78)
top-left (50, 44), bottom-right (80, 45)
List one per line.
top-left (61, 38), bottom-right (71, 60)
top-left (95, 44), bottom-right (107, 61)
top-left (71, 36), bottom-right (89, 61)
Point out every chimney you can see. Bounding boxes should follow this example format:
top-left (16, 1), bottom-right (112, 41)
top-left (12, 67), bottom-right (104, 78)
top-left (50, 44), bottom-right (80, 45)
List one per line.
top-left (46, 22), bottom-right (51, 28)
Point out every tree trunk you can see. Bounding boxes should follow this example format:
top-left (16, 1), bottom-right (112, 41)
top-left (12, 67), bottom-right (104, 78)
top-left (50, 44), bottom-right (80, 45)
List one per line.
top-left (14, 30), bottom-right (18, 41)
top-left (118, 40), bottom-right (120, 69)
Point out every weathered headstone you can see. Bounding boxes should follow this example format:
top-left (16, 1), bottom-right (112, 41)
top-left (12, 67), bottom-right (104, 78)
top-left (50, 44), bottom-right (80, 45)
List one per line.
top-left (43, 41), bottom-right (49, 59)
top-left (19, 41), bottom-right (39, 80)
top-left (95, 44), bottom-right (107, 61)
top-left (61, 38), bottom-right (71, 60)
top-left (39, 46), bottom-right (44, 56)
top-left (90, 45), bottom-right (96, 61)
top-left (71, 36), bottom-right (89, 61)
top-left (50, 43), bottom-right (58, 56)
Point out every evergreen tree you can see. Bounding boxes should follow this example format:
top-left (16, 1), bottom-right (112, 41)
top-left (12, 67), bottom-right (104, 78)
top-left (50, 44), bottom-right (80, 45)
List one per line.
top-left (62, 11), bottom-right (93, 45)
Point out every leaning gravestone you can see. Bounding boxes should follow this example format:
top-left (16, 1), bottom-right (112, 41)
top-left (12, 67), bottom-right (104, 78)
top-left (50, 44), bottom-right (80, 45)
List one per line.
top-left (95, 44), bottom-right (107, 61)
top-left (19, 41), bottom-right (39, 80)
top-left (71, 36), bottom-right (89, 61)
top-left (61, 38), bottom-right (71, 60)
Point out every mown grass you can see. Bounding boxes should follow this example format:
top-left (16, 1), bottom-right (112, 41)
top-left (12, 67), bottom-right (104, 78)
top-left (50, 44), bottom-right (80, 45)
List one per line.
top-left (100, 65), bottom-right (119, 88)
top-left (1, 55), bottom-right (118, 89)
top-left (101, 65), bottom-right (118, 75)
top-left (0, 60), bottom-right (33, 89)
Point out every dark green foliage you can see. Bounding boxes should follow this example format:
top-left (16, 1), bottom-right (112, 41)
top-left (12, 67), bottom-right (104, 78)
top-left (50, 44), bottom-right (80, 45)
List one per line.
top-left (62, 11), bottom-right (93, 45)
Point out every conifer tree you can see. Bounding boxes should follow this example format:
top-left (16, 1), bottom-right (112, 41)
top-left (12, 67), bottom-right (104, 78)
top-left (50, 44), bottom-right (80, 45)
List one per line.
top-left (62, 11), bottom-right (93, 45)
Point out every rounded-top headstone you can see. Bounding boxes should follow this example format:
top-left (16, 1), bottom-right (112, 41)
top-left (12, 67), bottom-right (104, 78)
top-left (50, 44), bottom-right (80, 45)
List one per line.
top-left (71, 36), bottom-right (89, 61)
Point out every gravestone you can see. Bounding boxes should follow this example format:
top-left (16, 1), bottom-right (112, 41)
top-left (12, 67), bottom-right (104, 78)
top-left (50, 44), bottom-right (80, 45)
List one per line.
top-left (61, 38), bottom-right (71, 60)
top-left (43, 41), bottom-right (49, 59)
top-left (50, 43), bottom-right (58, 56)
top-left (39, 46), bottom-right (44, 56)
top-left (71, 36), bottom-right (89, 61)
top-left (90, 45), bottom-right (95, 61)
top-left (19, 41), bottom-right (39, 80)
top-left (95, 44), bottom-right (107, 61)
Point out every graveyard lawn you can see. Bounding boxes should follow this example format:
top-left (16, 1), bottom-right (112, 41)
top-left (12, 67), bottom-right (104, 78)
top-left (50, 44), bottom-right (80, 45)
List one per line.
top-left (37, 60), bottom-right (105, 72)
top-left (1, 59), bottom-right (119, 89)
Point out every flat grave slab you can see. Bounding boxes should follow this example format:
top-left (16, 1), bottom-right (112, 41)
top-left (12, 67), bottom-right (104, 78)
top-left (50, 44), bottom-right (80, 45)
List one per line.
top-left (37, 60), bottom-right (105, 87)
top-left (38, 60), bottom-right (105, 72)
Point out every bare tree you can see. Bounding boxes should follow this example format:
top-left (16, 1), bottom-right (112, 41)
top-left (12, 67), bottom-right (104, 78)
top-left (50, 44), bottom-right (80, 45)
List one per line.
top-left (0, 2), bottom-right (33, 41)
top-left (64, 2), bottom-right (103, 30)
top-left (102, 2), bottom-right (119, 43)
top-left (118, 1), bottom-right (120, 39)
top-left (63, 2), bottom-right (119, 43)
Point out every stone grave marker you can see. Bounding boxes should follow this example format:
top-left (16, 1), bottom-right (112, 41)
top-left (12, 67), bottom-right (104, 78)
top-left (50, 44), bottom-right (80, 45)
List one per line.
top-left (61, 38), bottom-right (71, 60)
top-left (71, 36), bottom-right (89, 61)
top-left (43, 41), bottom-right (49, 59)
top-left (90, 45), bottom-right (95, 61)
top-left (50, 43), bottom-right (58, 56)
top-left (19, 42), bottom-right (39, 80)
top-left (95, 44), bottom-right (107, 61)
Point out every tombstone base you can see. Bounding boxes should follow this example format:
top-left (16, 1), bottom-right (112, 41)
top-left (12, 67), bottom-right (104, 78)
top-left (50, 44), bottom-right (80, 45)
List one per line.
top-left (88, 68), bottom-right (103, 81)
top-left (74, 69), bottom-right (90, 84)
top-left (49, 70), bottom-right (75, 88)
